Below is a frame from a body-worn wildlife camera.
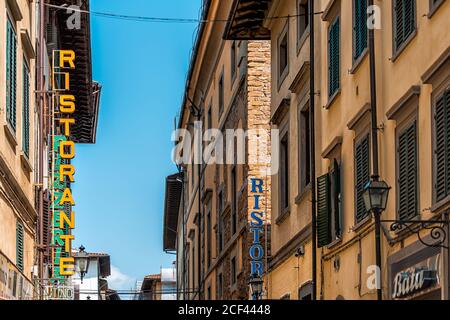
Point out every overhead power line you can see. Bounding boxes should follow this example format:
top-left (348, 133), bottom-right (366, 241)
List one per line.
top-left (43, 2), bottom-right (323, 24)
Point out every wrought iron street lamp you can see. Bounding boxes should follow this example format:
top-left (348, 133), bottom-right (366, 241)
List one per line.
top-left (248, 273), bottom-right (263, 300)
top-left (362, 176), bottom-right (390, 300)
top-left (362, 176), bottom-right (390, 213)
top-left (75, 245), bottom-right (90, 283)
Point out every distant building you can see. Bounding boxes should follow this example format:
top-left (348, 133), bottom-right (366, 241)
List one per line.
top-left (71, 252), bottom-right (111, 300)
top-left (139, 267), bottom-right (176, 300)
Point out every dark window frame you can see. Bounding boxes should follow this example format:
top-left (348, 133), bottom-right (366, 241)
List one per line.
top-left (231, 165), bottom-right (238, 235)
top-left (6, 15), bottom-right (18, 133)
top-left (298, 102), bottom-right (311, 196)
top-left (354, 133), bottom-right (371, 225)
top-left (231, 41), bottom-right (237, 84)
top-left (429, 0), bottom-right (445, 18)
top-left (218, 71), bottom-right (225, 118)
top-left (278, 119), bottom-right (290, 223)
top-left (277, 21), bottom-right (289, 90)
top-left (392, 0), bottom-right (417, 61)
top-left (22, 57), bottom-right (30, 158)
top-left (296, 0), bottom-right (310, 52)
top-left (328, 15), bottom-right (341, 100)
top-left (352, 0), bottom-right (368, 64)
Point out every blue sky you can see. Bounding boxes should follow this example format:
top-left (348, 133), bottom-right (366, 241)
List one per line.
top-left (72, 0), bottom-right (201, 291)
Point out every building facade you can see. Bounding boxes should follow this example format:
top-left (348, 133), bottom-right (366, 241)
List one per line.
top-left (0, 0), bottom-right (38, 300)
top-left (164, 0), bottom-right (272, 300)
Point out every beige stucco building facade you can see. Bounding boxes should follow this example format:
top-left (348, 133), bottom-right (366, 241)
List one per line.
top-left (226, 0), bottom-right (450, 300)
top-left (0, 0), bottom-right (37, 300)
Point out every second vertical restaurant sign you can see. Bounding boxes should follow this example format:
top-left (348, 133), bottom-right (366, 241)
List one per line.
top-left (52, 50), bottom-right (77, 280)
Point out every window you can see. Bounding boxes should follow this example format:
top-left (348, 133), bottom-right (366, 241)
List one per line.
top-left (278, 23), bottom-right (289, 87)
top-left (231, 257), bottom-right (237, 284)
top-left (355, 135), bottom-right (371, 223)
top-left (281, 293), bottom-right (291, 300)
top-left (231, 41), bottom-right (237, 82)
top-left (280, 131), bottom-right (289, 214)
top-left (298, 283), bottom-right (313, 300)
top-left (434, 88), bottom-right (450, 203)
top-left (16, 221), bottom-right (24, 272)
top-left (219, 72), bottom-right (224, 117)
top-left (297, 0), bottom-right (310, 44)
top-left (207, 285), bottom-right (212, 300)
top-left (328, 16), bottom-right (340, 98)
top-left (23, 61), bottom-right (30, 157)
top-left (299, 106), bottom-right (311, 193)
top-left (317, 159), bottom-right (342, 247)
top-left (429, 0), bottom-right (445, 17)
top-left (207, 104), bottom-right (212, 130)
top-left (393, 0), bottom-right (416, 54)
top-left (207, 207), bottom-right (212, 269)
top-left (353, 0), bottom-right (368, 62)
top-left (218, 189), bottom-right (224, 253)
top-left (217, 273), bottom-right (223, 299)
top-left (231, 166), bottom-right (237, 235)
top-left (397, 120), bottom-right (418, 220)
top-left (6, 18), bottom-right (17, 132)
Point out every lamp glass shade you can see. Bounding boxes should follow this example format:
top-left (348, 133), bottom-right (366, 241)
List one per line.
top-left (75, 250), bottom-right (89, 275)
top-left (363, 180), bottom-right (390, 213)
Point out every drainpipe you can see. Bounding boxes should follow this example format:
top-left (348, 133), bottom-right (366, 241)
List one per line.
top-left (309, 0), bottom-right (317, 301)
top-left (38, 0), bottom-right (46, 300)
top-left (368, 0), bottom-right (382, 301)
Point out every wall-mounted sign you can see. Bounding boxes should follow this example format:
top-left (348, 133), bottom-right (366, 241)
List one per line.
top-left (392, 268), bottom-right (438, 299)
top-left (51, 50), bottom-right (78, 281)
top-left (44, 285), bottom-right (75, 301)
top-left (249, 178), bottom-right (265, 277)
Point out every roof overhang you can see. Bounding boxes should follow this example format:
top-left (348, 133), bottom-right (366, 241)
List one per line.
top-left (51, 0), bottom-right (101, 144)
top-left (224, 0), bottom-right (272, 40)
top-left (163, 173), bottom-right (183, 252)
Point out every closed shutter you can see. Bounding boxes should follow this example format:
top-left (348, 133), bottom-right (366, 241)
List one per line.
top-left (328, 17), bottom-right (340, 97)
top-left (355, 135), bottom-right (371, 223)
top-left (435, 89), bottom-right (450, 202)
top-left (23, 63), bottom-right (30, 157)
top-left (317, 174), bottom-right (331, 247)
top-left (43, 190), bottom-right (51, 262)
top-left (16, 222), bottom-right (24, 272)
top-left (6, 19), bottom-right (17, 131)
top-left (398, 121), bottom-right (418, 220)
top-left (394, 0), bottom-right (416, 51)
top-left (332, 159), bottom-right (342, 237)
top-left (353, 0), bottom-right (368, 61)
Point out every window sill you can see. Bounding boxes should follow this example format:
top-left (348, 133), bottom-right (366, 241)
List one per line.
top-left (391, 30), bottom-right (417, 63)
top-left (295, 184), bottom-right (311, 205)
top-left (324, 89), bottom-right (341, 110)
top-left (349, 48), bottom-right (368, 75)
top-left (431, 195), bottom-right (450, 214)
top-left (275, 206), bottom-right (291, 225)
top-left (3, 123), bottom-right (18, 150)
top-left (352, 214), bottom-right (373, 233)
top-left (326, 237), bottom-right (343, 250)
top-left (20, 152), bottom-right (32, 173)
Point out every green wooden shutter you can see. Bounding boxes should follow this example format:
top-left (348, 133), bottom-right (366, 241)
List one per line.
top-left (354, 0), bottom-right (368, 61)
top-left (355, 135), bottom-right (370, 223)
top-left (394, 0), bottom-right (416, 51)
top-left (16, 222), bottom-right (24, 272)
top-left (398, 121), bottom-right (418, 220)
top-left (6, 19), bottom-right (17, 131)
top-left (317, 173), bottom-right (332, 247)
top-left (332, 159), bottom-right (342, 237)
top-left (435, 90), bottom-right (449, 202)
top-left (23, 63), bottom-right (30, 157)
top-left (328, 17), bottom-right (340, 98)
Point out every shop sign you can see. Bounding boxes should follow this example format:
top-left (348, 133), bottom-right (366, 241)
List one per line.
top-left (392, 268), bottom-right (438, 299)
top-left (44, 285), bottom-right (75, 300)
top-left (249, 178), bottom-right (265, 277)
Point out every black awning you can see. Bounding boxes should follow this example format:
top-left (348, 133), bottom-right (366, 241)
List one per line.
top-left (224, 0), bottom-right (272, 40)
top-left (163, 173), bottom-right (183, 252)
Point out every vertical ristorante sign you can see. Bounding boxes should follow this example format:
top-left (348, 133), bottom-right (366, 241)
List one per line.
top-left (51, 50), bottom-right (77, 281)
top-left (250, 178), bottom-right (265, 277)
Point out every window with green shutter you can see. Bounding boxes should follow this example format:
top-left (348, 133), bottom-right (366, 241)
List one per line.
top-left (6, 18), bottom-right (17, 132)
top-left (434, 88), bottom-right (450, 203)
top-left (393, 0), bottom-right (416, 53)
top-left (397, 121), bottom-right (418, 220)
top-left (317, 159), bottom-right (342, 248)
top-left (23, 61), bottom-right (30, 157)
top-left (355, 135), bottom-right (371, 223)
top-left (353, 0), bottom-right (368, 62)
top-left (328, 16), bottom-right (340, 98)
top-left (16, 221), bottom-right (24, 273)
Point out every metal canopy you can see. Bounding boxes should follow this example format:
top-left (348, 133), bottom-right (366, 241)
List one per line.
top-left (224, 0), bottom-right (271, 40)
